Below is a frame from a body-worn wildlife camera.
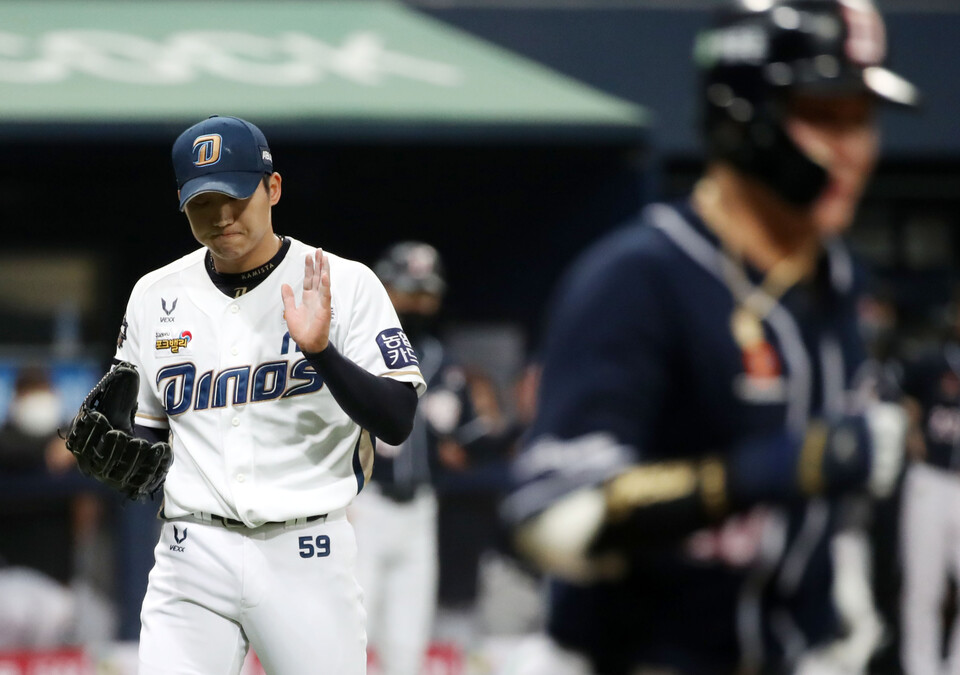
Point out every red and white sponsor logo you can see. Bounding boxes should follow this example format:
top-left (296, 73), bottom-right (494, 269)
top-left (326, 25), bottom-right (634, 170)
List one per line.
top-left (0, 649), bottom-right (92, 675)
top-left (685, 507), bottom-right (772, 568)
top-left (367, 643), bottom-right (463, 675)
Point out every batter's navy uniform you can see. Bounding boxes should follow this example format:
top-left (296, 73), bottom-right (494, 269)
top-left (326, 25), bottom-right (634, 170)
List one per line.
top-left (900, 343), bottom-right (960, 674)
top-left (506, 201), bottom-right (869, 674)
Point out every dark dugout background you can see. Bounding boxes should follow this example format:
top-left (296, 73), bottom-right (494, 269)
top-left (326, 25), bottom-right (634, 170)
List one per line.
top-left (4, 138), bottom-right (645, 355)
top-left (418, 2), bottom-right (960, 320)
top-left (7, 4), bottom-right (958, 354)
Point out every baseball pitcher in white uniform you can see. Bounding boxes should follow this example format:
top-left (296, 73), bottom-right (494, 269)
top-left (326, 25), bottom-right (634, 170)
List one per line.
top-left (74, 115), bottom-right (426, 675)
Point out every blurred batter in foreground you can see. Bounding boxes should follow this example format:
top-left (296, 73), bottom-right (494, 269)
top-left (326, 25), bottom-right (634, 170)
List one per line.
top-left (503, 1), bottom-right (919, 673)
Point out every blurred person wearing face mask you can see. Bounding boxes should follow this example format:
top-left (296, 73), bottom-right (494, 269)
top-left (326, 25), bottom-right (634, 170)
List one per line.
top-left (0, 367), bottom-right (73, 473)
top-left (0, 368), bottom-right (79, 648)
top-left (0, 368), bottom-right (78, 584)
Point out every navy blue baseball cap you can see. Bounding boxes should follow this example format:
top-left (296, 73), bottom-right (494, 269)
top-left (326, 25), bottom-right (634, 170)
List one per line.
top-left (172, 115), bottom-right (274, 211)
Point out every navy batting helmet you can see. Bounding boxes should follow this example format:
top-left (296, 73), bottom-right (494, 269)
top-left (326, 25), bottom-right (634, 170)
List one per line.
top-left (374, 242), bottom-right (446, 296)
top-left (696, 0), bottom-right (919, 205)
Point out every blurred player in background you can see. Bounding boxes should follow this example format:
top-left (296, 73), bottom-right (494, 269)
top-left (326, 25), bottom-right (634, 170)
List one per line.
top-left (502, 1), bottom-right (919, 673)
top-left (851, 283), bottom-right (907, 673)
top-left (351, 241), bottom-right (487, 675)
top-left (899, 296), bottom-right (960, 674)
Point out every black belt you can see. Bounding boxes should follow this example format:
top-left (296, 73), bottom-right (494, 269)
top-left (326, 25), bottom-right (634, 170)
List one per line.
top-left (159, 506), bottom-right (326, 527)
top-left (209, 513), bottom-right (326, 527)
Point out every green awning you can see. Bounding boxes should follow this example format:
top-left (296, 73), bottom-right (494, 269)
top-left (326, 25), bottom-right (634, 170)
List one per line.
top-left (0, 1), bottom-right (649, 140)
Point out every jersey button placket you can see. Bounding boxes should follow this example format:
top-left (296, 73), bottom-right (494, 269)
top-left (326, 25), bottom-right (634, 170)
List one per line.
top-left (223, 301), bottom-right (252, 516)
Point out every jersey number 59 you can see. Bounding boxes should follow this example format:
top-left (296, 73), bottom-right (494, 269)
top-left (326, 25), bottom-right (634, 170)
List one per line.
top-left (298, 535), bottom-right (331, 558)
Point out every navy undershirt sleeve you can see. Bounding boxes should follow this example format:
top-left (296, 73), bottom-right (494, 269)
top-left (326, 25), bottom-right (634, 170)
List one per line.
top-left (134, 424), bottom-right (168, 444)
top-left (303, 344), bottom-right (417, 445)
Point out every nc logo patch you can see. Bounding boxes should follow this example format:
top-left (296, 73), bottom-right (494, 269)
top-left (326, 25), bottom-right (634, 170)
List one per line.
top-left (193, 134), bottom-right (222, 167)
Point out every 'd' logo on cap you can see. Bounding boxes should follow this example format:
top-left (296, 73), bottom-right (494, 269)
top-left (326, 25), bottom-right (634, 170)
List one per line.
top-left (192, 134), bottom-right (222, 167)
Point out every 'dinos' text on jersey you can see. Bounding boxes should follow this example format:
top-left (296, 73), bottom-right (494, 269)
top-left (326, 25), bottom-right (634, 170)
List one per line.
top-left (156, 357), bottom-right (323, 415)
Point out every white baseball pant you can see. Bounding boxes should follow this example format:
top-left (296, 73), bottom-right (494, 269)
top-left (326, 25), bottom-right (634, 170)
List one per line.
top-left (138, 510), bottom-right (366, 675)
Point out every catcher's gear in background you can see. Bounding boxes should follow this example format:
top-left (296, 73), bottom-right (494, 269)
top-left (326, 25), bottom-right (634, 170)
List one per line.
top-left (354, 241), bottom-right (477, 675)
top-left (65, 361), bottom-right (172, 500)
top-left (373, 241), bottom-right (446, 296)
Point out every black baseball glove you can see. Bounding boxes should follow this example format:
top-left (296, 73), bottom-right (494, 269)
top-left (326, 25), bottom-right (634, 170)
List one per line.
top-left (65, 361), bottom-right (172, 500)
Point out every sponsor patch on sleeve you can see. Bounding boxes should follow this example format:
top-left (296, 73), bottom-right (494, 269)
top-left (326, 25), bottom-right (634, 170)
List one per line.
top-left (376, 328), bottom-right (419, 369)
top-left (116, 314), bottom-right (129, 350)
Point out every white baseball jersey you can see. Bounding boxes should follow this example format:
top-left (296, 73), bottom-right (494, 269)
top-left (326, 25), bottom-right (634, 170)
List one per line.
top-left (115, 237), bottom-right (426, 526)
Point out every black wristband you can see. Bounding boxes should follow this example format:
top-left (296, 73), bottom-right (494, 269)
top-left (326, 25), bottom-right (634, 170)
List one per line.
top-left (591, 459), bottom-right (728, 552)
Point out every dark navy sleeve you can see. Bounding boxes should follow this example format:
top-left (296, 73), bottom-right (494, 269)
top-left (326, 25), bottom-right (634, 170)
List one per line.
top-left (455, 376), bottom-right (507, 463)
top-left (504, 224), bottom-right (676, 522)
top-left (453, 372), bottom-right (482, 441)
top-left (134, 424), bottom-right (168, 444)
top-left (430, 362), bottom-right (484, 444)
top-left (534, 224), bottom-right (675, 447)
top-left (900, 351), bottom-right (938, 403)
top-left (422, 360), bottom-right (501, 463)
top-left (304, 344), bottom-right (418, 445)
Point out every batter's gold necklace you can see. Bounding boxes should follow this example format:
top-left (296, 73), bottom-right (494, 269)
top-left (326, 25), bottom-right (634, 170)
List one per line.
top-left (693, 178), bottom-right (817, 348)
